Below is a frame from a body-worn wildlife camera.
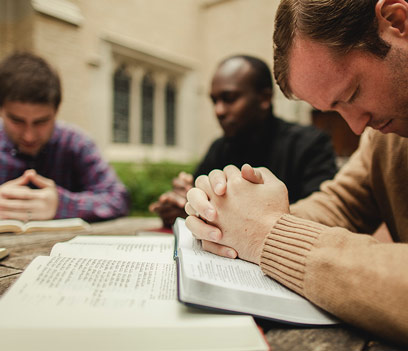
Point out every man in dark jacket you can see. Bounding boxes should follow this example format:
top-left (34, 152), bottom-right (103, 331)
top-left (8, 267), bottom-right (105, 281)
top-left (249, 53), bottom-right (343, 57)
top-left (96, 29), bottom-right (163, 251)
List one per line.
top-left (150, 55), bottom-right (337, 227)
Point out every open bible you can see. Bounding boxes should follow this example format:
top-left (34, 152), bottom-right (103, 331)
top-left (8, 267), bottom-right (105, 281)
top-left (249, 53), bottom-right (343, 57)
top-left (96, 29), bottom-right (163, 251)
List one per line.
top-left (174, 218), bottom-right (338, 326)
top-left (0, 217), bottom-right (90, 234)
top-left (0, 233), bottom-right (268, 351)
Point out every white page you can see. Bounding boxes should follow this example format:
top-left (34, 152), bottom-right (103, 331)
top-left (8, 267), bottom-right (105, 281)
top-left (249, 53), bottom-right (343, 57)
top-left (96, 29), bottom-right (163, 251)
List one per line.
top-left (175, 218), bottom-right (297, 298)
top-left (0, 231), bottom-right (269, 350)
top-left (180, 247), bottom-right (298, 299)
top-left (0, 250), bottom-right (269, 351)
top-left (175, 218), bottom-right (338, 325)
top-left (2, 255), bottom-right (177, 309)
top-left (50, 235), bottom-right (174, 263)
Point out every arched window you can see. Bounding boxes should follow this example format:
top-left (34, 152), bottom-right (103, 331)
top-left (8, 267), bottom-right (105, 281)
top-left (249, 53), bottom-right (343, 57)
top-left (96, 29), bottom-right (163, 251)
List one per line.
top-left (141, 73), bottom-right (154, 144)
top-left (165, 81), bottom-right (176, 146)
top-left (112, 65), bottom-right (131, 143)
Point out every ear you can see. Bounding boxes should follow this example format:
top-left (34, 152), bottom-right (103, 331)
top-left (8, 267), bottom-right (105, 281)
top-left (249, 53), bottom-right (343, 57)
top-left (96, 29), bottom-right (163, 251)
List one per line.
top-left (376, 0), bottom-right (408, 37)
top-left (259, 88), bottom-right (273, 110)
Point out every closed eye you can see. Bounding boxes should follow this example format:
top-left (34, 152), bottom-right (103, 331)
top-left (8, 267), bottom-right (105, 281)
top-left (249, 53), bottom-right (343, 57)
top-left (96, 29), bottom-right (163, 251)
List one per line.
top-left (348, 85), bottom-right (360, 104)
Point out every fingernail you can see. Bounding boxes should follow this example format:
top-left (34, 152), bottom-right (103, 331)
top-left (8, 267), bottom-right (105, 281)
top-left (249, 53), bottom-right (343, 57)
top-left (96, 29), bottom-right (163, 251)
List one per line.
top-left (210, 231), bottom-right (219, 241)
top-left (205, 208), bottom-right (215, 220)
top-left (226, 249), bottom-right (236, 258)
top-left (215, 183), bottom-right (224, 195)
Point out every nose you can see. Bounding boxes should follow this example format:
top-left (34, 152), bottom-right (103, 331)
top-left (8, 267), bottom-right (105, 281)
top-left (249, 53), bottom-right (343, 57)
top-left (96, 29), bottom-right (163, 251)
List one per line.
top-left (22, 126), bottom-right (36, 142)
top-left (341, 110), bottom-right (371, 136)
top-left (214, 101), bottom-right (226, 118)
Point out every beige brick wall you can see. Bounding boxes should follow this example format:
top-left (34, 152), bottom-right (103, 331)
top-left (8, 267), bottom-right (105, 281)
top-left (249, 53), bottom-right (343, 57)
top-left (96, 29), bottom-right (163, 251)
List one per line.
top-left (0, 0), bottom-right (310, 163)
top-left (0, 0), bottom-right (34, 60)
top-left (34, 15), bottom-right (87, 131)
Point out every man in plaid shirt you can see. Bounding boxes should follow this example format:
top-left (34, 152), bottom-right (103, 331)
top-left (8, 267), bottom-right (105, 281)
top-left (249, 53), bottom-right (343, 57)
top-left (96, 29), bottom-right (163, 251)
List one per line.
top-left (0, 52), bottom-right (129, 222)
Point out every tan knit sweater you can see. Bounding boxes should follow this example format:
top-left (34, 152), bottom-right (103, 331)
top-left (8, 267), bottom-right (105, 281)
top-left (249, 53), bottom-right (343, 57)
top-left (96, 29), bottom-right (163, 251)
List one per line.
top-left (260, 129), bottom-right (408, 345)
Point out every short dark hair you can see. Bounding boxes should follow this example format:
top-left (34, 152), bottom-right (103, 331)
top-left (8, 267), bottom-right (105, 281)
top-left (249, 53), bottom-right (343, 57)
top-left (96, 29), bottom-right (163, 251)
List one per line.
top-left (0, 52), bottom-right (62, 109)
top-left (273, 0), bottom-right (393, 98)
top-left (219, 55), bottom-right (273, 95)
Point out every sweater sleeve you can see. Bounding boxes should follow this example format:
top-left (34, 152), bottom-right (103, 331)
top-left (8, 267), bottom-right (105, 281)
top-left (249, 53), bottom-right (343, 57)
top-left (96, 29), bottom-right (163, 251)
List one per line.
top-left (290, 129), bottom-right (382, 234)
top-left (260, 214), bottom-right (408, 345)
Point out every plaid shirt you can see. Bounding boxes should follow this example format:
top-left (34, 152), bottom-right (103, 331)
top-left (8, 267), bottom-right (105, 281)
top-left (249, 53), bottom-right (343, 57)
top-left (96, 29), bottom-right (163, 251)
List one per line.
top-left (0, 121), bottom-right (130, 222)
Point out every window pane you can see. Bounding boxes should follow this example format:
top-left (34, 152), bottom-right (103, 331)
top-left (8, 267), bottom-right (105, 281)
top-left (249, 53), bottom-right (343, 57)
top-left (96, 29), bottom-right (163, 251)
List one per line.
top-left (141, 74), bottom-right (154, 145)
top-left (165, 82), bottom-right (176, 146)
top-left (112, 66), bottom-right (130, 143)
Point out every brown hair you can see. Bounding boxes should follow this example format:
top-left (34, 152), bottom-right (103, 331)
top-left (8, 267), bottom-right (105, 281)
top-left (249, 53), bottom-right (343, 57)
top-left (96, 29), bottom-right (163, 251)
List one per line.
top-left (273, 0), bottom-right (392, 98)
top-left (0, 52), bottom-right (62, 109)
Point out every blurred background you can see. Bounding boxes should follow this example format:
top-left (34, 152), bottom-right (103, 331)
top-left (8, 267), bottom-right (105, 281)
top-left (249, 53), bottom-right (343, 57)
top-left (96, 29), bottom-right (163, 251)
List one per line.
top-left (0, 0), bottom-right (359, 215)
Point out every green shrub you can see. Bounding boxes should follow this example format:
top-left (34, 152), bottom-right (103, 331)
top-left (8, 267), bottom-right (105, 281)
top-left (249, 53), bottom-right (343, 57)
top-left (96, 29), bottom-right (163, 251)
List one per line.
top-left (111, 161), bottom-right (197, 216)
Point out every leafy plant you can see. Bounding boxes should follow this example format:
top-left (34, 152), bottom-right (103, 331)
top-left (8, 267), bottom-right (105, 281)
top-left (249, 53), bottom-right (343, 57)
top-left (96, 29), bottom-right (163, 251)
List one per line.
top-left (111, 161), bottom-right (197, 216)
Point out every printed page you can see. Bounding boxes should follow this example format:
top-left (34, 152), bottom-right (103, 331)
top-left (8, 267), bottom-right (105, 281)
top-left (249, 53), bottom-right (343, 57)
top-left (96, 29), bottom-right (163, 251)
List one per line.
top-left (180, 247), bottom-right (298, 299)
top-left (0, 254), bottom-right (177, 321)
top-left (0, 230), bottom-right (269, 350)
top-left (1, 236), bottom-right (177, 313)
top-left (0, 253), bottom-right (269, 347)
top-left (50, 235), bottom-right (174, 264)
top-left (175, 218), bottom-right (296, 298)
top-left (175, 219), bottom-right (338, 325)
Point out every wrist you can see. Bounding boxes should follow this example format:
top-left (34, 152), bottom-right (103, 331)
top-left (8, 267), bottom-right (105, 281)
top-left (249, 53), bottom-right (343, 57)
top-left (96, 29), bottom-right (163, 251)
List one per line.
top-left (253, 213), bottom-right (285, 264)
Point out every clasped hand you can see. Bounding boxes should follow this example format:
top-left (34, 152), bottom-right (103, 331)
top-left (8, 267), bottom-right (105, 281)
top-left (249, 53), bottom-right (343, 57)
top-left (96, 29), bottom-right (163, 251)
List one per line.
top-left (185, 164), bottom-right (290, 264)
top-left (149, 172), bottom-right (193, 228)
top-left (0, 169), bottom-right (59, 221)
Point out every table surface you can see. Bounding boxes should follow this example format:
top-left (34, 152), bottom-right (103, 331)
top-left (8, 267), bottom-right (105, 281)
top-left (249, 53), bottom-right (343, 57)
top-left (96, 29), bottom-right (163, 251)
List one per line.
top-left (0, 216), bottom-right (403, 351)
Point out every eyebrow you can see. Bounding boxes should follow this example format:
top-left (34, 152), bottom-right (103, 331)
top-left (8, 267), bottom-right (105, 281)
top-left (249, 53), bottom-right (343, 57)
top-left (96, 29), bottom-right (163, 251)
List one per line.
top-left (7, 112), bottom-right (53, 122)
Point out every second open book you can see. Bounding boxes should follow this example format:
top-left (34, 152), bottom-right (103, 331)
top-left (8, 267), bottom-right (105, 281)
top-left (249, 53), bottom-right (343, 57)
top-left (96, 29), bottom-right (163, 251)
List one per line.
top-left (174, 218), bottom-right (338, 326)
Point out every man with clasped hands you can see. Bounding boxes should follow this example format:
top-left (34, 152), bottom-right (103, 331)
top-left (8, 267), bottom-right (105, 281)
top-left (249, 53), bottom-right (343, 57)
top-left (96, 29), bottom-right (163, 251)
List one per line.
top-left (185, 0), bottom-right (408, 346)
top-left (0, 52), bottom-right (129, 222)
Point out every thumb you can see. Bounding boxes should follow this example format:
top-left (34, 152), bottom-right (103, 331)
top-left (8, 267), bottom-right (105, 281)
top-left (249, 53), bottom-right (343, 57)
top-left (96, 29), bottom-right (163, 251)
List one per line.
top-left (256, 166), bottom-right (283, 184)
top-left (241, 164), bottom-right (281, 185)
top-left (241, 164), bottom-right (264, 184)
top-left (6, 170), bottom-right (33, 186)
top-left (28, 172), bottom-right (55, 189)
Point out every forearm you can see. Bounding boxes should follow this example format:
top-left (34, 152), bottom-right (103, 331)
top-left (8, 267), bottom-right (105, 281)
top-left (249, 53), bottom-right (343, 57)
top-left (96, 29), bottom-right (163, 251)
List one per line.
top-left (55, 186), bottom-right (130, 222)
top-left (260, 214), bottom-right (408, 345)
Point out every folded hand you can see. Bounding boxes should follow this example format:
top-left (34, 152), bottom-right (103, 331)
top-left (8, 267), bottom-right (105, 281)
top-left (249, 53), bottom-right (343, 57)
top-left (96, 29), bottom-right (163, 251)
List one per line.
top-left (185, 164), bottom-right (290, 263)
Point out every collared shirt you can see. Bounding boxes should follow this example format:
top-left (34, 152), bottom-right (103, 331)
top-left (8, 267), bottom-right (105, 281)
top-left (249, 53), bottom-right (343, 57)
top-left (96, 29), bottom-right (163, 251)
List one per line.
top-left (0, 121), bottom-right (130, 222)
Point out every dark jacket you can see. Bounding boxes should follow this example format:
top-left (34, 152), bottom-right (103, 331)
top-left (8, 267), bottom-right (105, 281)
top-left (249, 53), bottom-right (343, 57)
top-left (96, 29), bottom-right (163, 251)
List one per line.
top-left (194, 114), bottom-right (337, 203)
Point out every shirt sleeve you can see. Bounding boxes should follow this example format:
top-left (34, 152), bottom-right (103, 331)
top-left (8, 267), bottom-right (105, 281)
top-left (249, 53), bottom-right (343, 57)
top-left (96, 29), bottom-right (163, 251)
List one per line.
top-left (54, 137), bottom-right (130, 222)
top-left (260, 214), bottom-right (408, 345)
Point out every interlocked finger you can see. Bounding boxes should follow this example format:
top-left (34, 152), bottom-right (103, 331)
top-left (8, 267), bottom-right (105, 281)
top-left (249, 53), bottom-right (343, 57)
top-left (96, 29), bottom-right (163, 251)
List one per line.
top-left (185, 201), bottom-right (198, 217)
top-left (186, 187), bottom-right (216, 222)
top-left (201, 240), bottom-right (237, 259)
top-left (185, 215), bottom-right (221, 242)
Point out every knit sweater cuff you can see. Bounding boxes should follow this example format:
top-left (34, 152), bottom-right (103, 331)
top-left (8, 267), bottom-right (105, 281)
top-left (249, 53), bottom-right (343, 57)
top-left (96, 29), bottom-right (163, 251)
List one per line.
top-left (260, 214), bottom-right (328, 296)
